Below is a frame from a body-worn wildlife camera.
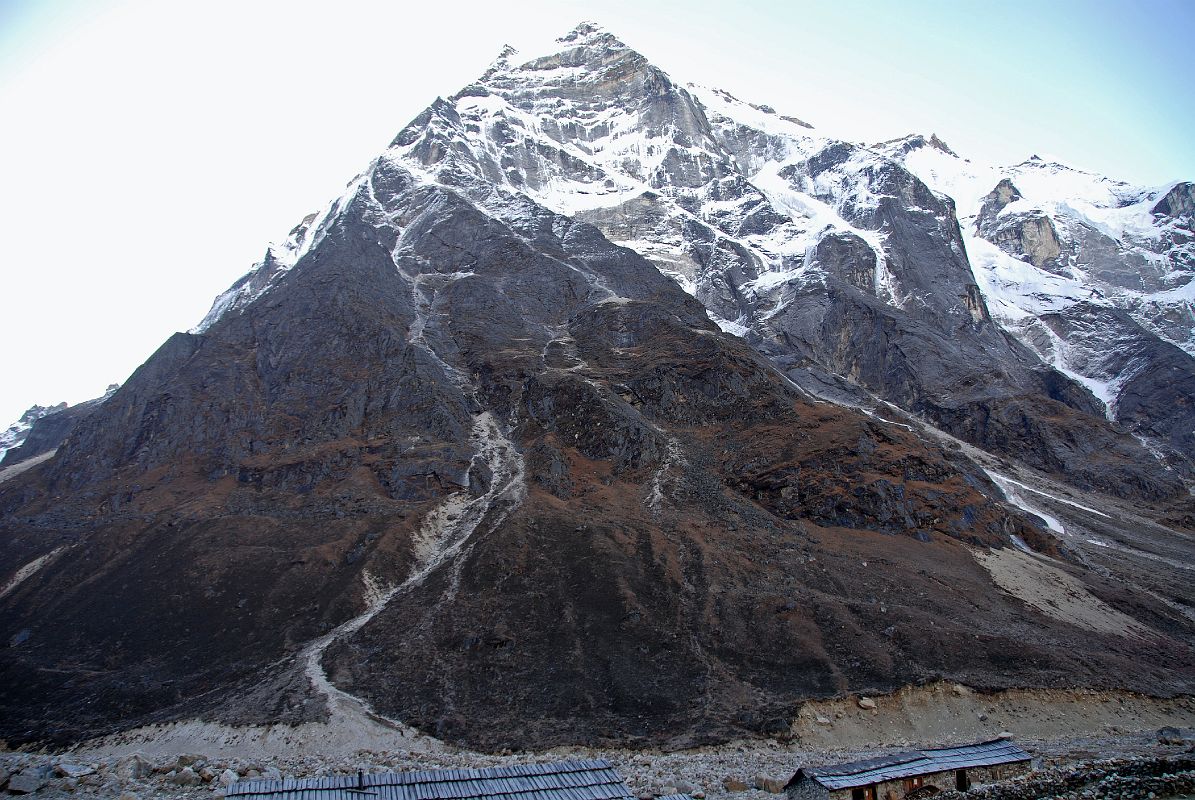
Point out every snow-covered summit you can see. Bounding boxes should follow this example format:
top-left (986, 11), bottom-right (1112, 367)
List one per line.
top-left (191, 22), bottom-right (1195, 477)
top-left (880, 132), bottom-right (1194, 346)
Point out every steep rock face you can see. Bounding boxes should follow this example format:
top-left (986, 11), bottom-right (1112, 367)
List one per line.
top-left (698, 116), bottom-right (1176, 499)
top-left (813, 231), bottom-right (877, 292)
top-left (1018, 302), bottom-right (1195, 472)
top-left (1153, 181), bottom-right (1195, 219)
top-left (881, 139), bottom-right (1195, 474)
top-left (976, 178), bottom-right (1021, 220)
top-left (976, 181), bottom-right (1065, 272)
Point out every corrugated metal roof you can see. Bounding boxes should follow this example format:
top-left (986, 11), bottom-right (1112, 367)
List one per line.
top-left (225, 759), bottom-right (637, 800)
top-left (796, 739), bottom-right (1031, 791)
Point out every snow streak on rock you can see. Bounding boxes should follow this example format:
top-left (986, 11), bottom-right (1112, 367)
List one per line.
top-left (986, 468), bottom-right (1067, 534)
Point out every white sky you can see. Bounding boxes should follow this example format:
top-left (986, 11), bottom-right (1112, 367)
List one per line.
top-left (1, 0), bottom-right (1192, 426)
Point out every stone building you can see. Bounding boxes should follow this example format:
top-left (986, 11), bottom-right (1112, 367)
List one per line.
top-left (785, 739), bottom-right (1032, 800)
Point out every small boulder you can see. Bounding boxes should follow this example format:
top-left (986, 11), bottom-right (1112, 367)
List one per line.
top-left (659, 787), bottom-right (678, 796)
top-left (1158, 726), bottom-right (1195, 744)
top-left (857, 697), bottom-right (877, 710)
top-left (7, 770), bottom-right (48, 794)
top-left (754, 776), bottom-right (786, 794)
top-left (176, 754), bottom-right (206, 768)
top-left (54, 763), bottom-right (95, 779)
top-left (722, 777), bottom-right (748, 793)
top-left (674, 782), bottom-right (696, 794)
top-left (114, 754), bottom-right (152, 781)
top-left (219, 769), bottom-right (240, 787)
top-left (170, 767), bottom-right (201, 787)
top-left (262, 766), bottom-right (282, 781)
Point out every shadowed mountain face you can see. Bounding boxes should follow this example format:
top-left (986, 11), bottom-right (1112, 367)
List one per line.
top-left (2, 24), bottom-right (1194, 749)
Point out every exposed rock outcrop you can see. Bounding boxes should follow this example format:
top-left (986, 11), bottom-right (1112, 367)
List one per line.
top-left (1153, 181), bottom-right (1195, 219)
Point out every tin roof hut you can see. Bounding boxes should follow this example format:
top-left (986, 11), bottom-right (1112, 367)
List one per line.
top-left (785, 739), bottom-right (1032, 800)
top-left (223, 759), bottom-right (638, 800)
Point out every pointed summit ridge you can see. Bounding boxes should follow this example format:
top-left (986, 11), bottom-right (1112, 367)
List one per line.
top-left (481, 22), bottom-right (635, 79)
top-left (557, 20), bottom-right (622, 47)
top-left (478, 43), bottom-right (520, 81)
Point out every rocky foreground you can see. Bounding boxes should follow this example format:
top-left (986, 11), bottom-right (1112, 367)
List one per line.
top-left (935, 754), bottom-right (1195, 799)
top-left (2, 727), bottom-right (1194, 800)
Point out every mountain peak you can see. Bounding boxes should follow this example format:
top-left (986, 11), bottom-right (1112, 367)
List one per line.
top-left (479, 43), bottom-right (520, 80)
top-left (873, 132), bottom-right (958, 159)
top-left (557, 20), bottom-right (621, 47)
top-left (478, 22), bottom-right (640, 85)
top-left (927, 133), bottom-right (957, 157)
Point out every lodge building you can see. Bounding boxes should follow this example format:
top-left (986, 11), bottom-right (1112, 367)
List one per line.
top-left (784, 739), bottom-right (1032, 800)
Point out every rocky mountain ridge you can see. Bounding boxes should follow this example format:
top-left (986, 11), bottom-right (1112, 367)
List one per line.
top-left (879, 142), bottom-right (1195, 473)
top-left (0, 385), bottom-right (119, 469)
top-left (0, 404), bottom-right (65, 464)
top-left (1, 22), bottom-right (1192, 751)
top-left (222, 21), bottom-right (1190, 497)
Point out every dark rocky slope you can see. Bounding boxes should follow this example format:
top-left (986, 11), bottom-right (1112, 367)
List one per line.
top-left (2, 152), bottom-right (1193, 748)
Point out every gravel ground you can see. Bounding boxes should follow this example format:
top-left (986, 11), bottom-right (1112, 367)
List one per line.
top-left (2, 721), bottom-right (1194, 799)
